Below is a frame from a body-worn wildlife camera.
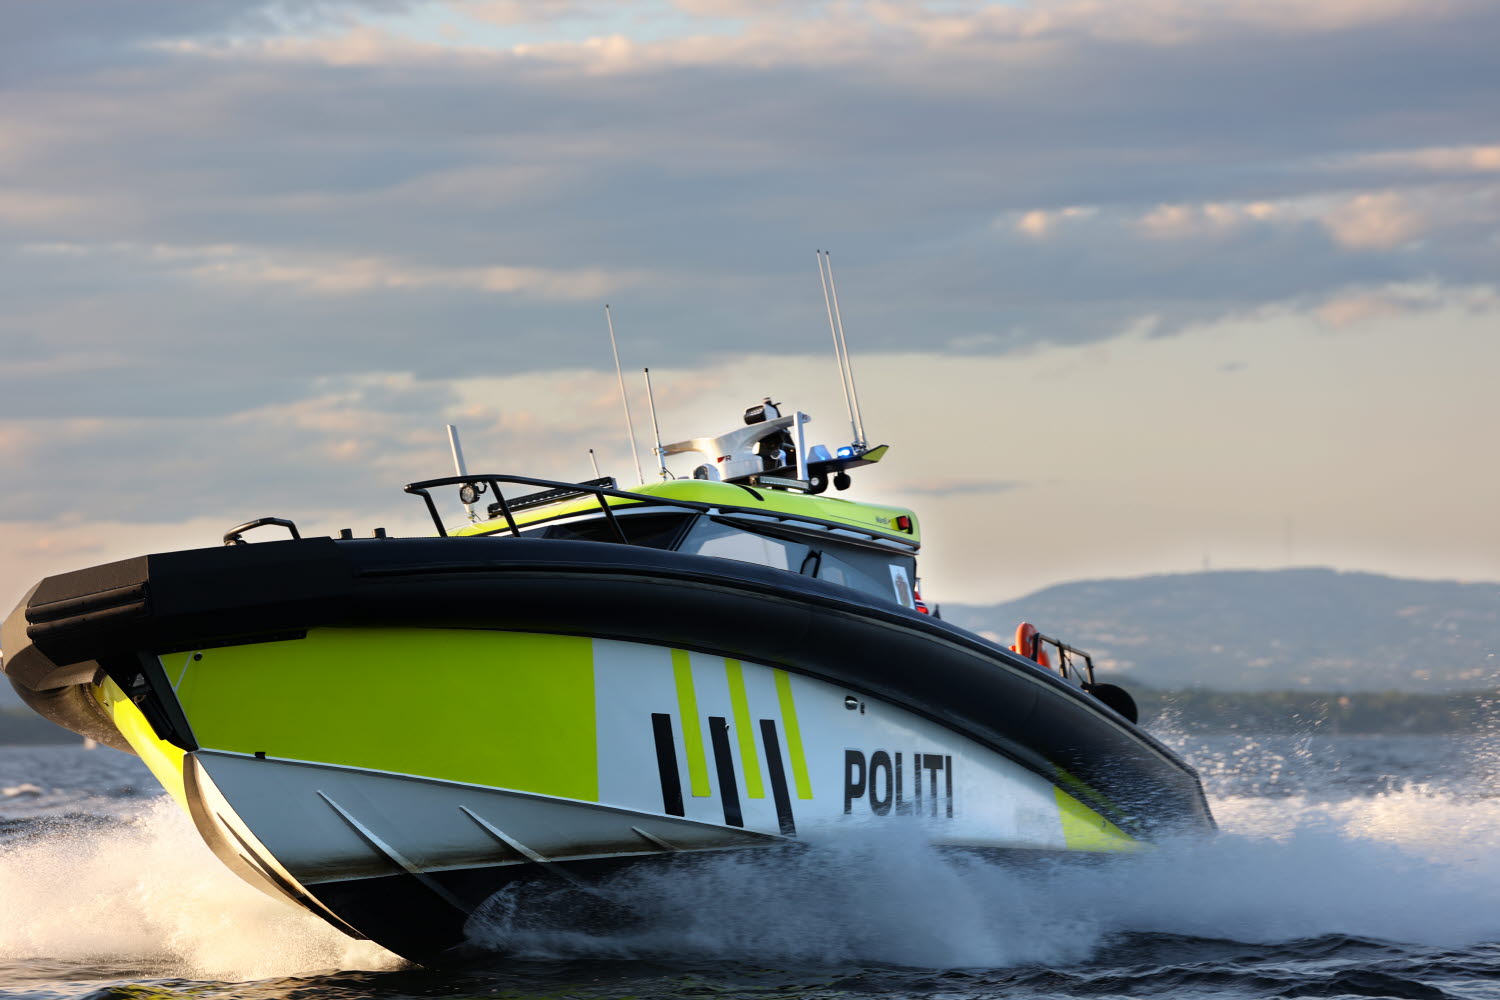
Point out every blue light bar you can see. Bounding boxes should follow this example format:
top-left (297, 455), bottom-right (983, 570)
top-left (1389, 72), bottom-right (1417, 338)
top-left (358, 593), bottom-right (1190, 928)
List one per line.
top-left (836, 446), bottom-right (855, 459)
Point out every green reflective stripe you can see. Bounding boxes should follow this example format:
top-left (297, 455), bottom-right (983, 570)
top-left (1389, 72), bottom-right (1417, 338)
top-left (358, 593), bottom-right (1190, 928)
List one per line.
top-left (724, 659), bottom-right (764, 798)
top-left (672, 649), bottom-right (712, 797)
top-left (773, 669), bottom-right (813, 799)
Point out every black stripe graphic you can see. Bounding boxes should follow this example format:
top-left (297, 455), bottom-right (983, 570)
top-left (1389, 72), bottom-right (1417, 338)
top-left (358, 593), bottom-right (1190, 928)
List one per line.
top-left (651, 712), bottom-right (684, 817)
top-left (760, 719), bottom-right (797, 835)
top-left (946, 754), bottom-right (954, 818)
top-left (923, 754), bottom-right (944, 818)
top-left (708, 716), bottom-right (744, 827)
top-left (895, 751), bottom-right (906, 815)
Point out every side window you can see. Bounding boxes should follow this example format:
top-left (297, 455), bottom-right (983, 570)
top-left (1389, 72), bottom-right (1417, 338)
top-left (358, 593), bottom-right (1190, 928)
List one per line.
top-left (679, 520), bottom-right (810, 571)
top-left (816, 545), bottom-right (917, 608)
top-left (673, 519), bottom-right (917, 608)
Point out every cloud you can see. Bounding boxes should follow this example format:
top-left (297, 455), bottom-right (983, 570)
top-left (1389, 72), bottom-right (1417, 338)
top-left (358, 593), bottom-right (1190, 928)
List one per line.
top-left (1007, 182), bottom-right (1500, 257)
top-left (462, 0), bottom-right (591, 26)
top-left (1330, 143), bottom-right (1500, 176)
top-left (1, 0), bottom-right (1499, 617)
top-left (1312, 282), bottom-right (1500, 329)
top-left (1136, 200), bottom-right (1281, 240)
top-left (1316, 293), bottom-right (1404, 329)
top-left (161, 244), bottom-right (645, 299)
top-left (1012, 206), bottom-right (1097, 239)
top-left (0, 375), bottom-right (458, 523)
top-left (0, 0), bottom-right (1495, 433)
top-left (1319, 191), bottom-right (1428, 250)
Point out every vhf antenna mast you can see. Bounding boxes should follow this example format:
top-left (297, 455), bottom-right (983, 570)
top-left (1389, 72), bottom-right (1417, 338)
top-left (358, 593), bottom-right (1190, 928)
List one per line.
top-left (643, 367), bottom-right (669, 480)
top-left (817, 250), bottom-right (860, 448)
top-left (604, 305), bottom-right (645, 484)
top-left (822, 250), bottom-right (867, 448)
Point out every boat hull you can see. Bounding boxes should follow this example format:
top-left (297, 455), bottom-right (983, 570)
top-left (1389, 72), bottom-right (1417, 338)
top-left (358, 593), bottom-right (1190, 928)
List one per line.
top-left (4, 536), bottom-right (1214, 962)
top-left (99, 626), bottom-right (1144, 960)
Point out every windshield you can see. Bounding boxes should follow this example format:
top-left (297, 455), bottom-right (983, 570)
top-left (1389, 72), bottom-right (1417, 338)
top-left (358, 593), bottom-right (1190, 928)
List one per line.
top-left (528, 512), bottom-right (693, 549)
top-left (678, 517), bottom-right (916, 608)
top-left (516, 509), bottom-right (918, 608)
top-left (679, 519), bottom-right (812, 572)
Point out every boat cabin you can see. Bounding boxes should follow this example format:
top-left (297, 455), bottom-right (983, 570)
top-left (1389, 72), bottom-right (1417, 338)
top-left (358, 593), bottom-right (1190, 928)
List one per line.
top-left (439, 478), bottom-right (925, 613)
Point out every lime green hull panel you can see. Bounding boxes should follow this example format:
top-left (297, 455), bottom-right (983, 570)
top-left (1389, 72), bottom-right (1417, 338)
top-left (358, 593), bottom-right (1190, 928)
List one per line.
top-left (170, 628), bottom-right (598, 802)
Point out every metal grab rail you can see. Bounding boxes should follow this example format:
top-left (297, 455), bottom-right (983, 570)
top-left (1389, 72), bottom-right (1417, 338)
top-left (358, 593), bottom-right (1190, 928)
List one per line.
top-left (223, 517), bottom-right (301, 547)
top-left (401, 473), bottom-right (915, 548)
top-left (1024, 629), bottom-right (1098, 687)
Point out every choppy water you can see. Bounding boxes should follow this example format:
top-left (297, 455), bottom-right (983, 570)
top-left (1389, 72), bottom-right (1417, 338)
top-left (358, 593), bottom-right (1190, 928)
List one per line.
top-left (3, 728), bottom-right (1500, 999)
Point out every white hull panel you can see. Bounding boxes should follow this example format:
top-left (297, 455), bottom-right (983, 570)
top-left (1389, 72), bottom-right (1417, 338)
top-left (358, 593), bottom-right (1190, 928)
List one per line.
top-left (193, 750), bottom-right (776, 887)
top-left (589, 638), bottom-right (1120, 851)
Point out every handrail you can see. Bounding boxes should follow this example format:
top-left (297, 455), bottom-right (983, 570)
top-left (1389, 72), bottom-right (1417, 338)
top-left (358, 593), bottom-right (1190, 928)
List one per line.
top-left (1027, 629), bottom-right (1097, 687)
top-left (223, 517), bottom-right (301, 547)
top-left (402, 473), bottom-right (917, 547)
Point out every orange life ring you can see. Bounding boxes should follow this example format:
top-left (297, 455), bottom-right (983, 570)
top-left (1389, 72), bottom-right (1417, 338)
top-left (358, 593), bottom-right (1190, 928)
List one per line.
top-left (1010, 621), bottom-right (1052, 669)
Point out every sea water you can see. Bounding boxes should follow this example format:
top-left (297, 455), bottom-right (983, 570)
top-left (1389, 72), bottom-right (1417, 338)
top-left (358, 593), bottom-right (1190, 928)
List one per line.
top-left (2, 729), bottom-right (1498, 999)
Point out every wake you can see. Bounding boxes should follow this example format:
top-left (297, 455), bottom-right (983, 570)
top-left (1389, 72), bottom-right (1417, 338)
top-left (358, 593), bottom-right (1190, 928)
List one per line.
top-left (2, 748), bottom-right (1498, 978)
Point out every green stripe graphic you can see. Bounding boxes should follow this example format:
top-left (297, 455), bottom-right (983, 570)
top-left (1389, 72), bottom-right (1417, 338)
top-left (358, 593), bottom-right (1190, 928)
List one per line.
top-left (774, 669), bottom-right (813, 799)
top-left (724, 659), bottom-right (765, 798)
top-left (672, 649), bottom-right (712, 797)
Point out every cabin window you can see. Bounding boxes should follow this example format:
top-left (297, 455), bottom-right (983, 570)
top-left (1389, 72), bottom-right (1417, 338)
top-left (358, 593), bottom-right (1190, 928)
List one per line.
top-left (530, 511), bottom-right (919, 610)
top-left (679, 518), bottom-right (917, 608)
top-left (678, 519), bottom-right (811, 571)
top-left (533, 512), bottom-right (692, 549)
top-left (815, 544), bottom-right (918, 608)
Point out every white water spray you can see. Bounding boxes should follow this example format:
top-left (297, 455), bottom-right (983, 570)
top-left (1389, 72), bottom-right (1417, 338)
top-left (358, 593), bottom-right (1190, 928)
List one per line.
top-left (5, 739), bottom-right (1500, 980)
top-left (463, 786), bottom-right (1500, 968)
top-left (0, 797), bottom-right (397, 981)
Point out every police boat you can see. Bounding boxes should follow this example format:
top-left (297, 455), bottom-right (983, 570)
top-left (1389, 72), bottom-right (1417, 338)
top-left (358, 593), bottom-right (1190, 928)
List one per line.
top-left (1, 397), bottom-right (1214, 963)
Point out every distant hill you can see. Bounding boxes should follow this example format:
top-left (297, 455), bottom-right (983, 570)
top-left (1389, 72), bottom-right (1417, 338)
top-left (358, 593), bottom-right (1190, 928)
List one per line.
top-left (942, 568), bottom-right (1500, 692)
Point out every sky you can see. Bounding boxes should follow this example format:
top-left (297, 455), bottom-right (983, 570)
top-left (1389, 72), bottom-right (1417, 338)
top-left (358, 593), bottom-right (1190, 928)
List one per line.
top-left (1, 0), bottom-right (1498, 609)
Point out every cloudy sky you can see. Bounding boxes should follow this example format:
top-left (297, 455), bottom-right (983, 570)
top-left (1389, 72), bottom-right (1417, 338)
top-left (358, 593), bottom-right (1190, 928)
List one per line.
top-left (2, 0), bottom-right (1498, 608)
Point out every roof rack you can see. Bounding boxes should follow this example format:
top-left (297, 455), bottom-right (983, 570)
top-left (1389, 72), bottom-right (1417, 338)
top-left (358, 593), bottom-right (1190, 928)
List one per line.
top-left (402, 473), bottom-right (918, 547)
top-left (486, 476), bottom-right (616, 517)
